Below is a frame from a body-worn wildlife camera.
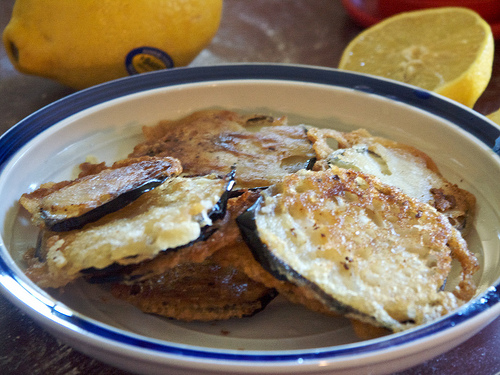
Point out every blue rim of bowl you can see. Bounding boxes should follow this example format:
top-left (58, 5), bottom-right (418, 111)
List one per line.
top-left (0, 63), bottom-right (499, 364)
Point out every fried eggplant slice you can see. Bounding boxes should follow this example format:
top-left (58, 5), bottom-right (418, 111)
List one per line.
top-left (129, 110), bottom-right (316, 188)
top-left (20, 156), bottom-right (182, 231)
top-left (110, 258), bottom-right (277, 321)
top-left (96, 189), bottom-right (262, 284)
top-left (25, 174), bottom-right (234, 288)
top-left (307, 128), bottom-right (476, 233)
top-left (237, 168), bottom-right (479, 332)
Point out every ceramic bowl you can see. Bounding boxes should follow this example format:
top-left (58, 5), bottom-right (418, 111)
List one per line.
top-left (0, 64), bottom-right (499, 375)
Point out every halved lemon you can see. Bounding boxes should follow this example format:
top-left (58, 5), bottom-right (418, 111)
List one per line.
top-left (339, 7), bottom-right (494, 108)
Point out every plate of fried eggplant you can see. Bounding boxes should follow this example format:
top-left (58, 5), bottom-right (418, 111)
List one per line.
top-left (0, 64), bottom-right (499, 375)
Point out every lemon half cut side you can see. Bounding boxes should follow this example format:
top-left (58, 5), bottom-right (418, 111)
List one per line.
top-left (339, 7), bottom-right (494, 108)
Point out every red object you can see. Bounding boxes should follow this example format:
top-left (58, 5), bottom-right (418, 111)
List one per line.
top-left (341, 0), bottom-right (500, 38)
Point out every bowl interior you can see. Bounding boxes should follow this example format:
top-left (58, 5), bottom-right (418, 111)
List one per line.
top-left (1, 74), bottom-right (500, 355)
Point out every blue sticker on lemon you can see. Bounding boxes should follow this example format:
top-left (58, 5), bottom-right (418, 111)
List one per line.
top-left (125, 47), bottom-right (174, 75)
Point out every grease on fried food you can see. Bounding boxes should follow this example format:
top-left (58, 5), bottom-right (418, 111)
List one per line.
top-left (129, 110), bottom-right (316, 188)
top-left (111, 258), bottom-right (277, 321)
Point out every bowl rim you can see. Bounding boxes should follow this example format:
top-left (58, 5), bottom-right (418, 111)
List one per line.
top-left (0, 63), bottom-right (499, 365)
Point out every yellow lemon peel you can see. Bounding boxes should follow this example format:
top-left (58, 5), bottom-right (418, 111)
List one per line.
top-left (2, 0), bottom-right (223, 89)
top-left (339, 7), bottom-right (494, 108)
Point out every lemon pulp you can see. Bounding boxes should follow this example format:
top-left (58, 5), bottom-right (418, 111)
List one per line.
top-left (339, 7), bottom-right (494, 108)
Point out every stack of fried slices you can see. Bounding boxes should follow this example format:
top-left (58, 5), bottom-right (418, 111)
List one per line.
top-left (20, 110), bottom-right (479, 333)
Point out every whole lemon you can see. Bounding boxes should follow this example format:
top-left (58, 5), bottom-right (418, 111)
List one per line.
top-left (2, 0), bottom-right (223, 89)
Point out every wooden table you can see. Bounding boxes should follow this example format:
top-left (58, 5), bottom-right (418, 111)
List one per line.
top-left (1, 0), bottom-right (499, 374)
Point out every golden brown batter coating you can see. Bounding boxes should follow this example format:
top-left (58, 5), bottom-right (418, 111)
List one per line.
top-left (20, 156), bottom-right (182, 230)
top-left (238, 167), bottom-right (479, 331)
top-left (118, 189), bottom-right (262, 282)
top-left (129, 110), bottom-right (315, 188)
top-left (111, 258), bottom-right (277, 321)
top-left (308, 127), bottom-right (476, 233)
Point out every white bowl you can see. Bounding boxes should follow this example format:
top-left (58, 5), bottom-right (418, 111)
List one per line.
top-left (0, 64), bottom-right (499, 375)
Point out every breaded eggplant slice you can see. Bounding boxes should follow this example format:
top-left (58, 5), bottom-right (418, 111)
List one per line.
top-left (95, 189), bottom-right (262, 284)
top-left (237, 168), bottom-right (479, 332)
top-left (307, 128), bottom-right (476, 233)
top-left (20, 156), bottom-right (182, 231)
top-left (25, 174), bottom-right (234, 289)
top-left (110, 258), bottom-right (277, 321)
top-left (129, 110), bottom-right (316, 188)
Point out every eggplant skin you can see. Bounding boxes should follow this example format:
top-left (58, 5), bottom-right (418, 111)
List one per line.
top-left (237, 199), bottom-right (289, 282)
top-left (82, 171), bottom-right (237, 284)
top-left (45, 179), bottom-right (164, 232)
top-left (20, 156), bottom-right (183, 232)
top-left (25, 173), bottom-right (234, 289)
top-left (237, 168), bottom-right (478, 332)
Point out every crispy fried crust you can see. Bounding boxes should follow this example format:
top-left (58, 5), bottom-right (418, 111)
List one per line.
top-left (115, 187), bottom-right (341, 320)
top-left (241, 168), bottom-right (479, 331)
top-left (19, 156), bottom-right (182, 229)
top-left (109, 190), bottom-right (281, 321)
top-left (129, 110), bottom-right (315, 188)
top-left (307, 127), bottom-right (476, 233)
top-left (125, 187), bottom-right (342, 317)
top-left (117, 190), bottom-right (263, 282)
top-left (212, 242), bottom-right (338, 317)
top-left (25, 175), bottom-right (229, 288)
top-left (110, 259), bottom-right (277, 321)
